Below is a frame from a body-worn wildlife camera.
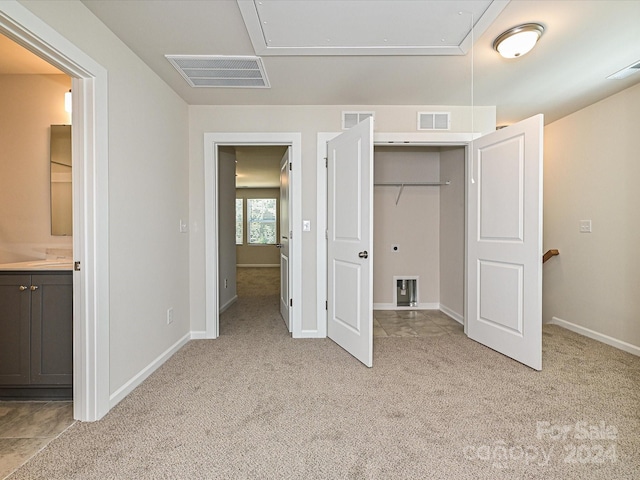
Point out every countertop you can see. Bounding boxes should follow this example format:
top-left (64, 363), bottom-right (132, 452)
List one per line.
top-left (0, 260), bottom-right (73, 271)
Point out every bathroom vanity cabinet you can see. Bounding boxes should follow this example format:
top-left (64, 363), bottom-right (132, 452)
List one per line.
top-left (0, 271), bottom-right (72, 399)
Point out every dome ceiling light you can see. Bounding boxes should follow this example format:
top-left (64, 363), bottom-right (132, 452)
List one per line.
top-left (493, 23), bottom-right (545, 59)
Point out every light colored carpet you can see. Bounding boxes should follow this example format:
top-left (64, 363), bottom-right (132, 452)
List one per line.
top-left (8, 273), bottom-right (640, 479)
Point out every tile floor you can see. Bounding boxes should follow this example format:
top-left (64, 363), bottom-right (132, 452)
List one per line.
top-left (374, 309), bottom-right (464, 337)
top-left (0, 401), bottom-right (74, 479)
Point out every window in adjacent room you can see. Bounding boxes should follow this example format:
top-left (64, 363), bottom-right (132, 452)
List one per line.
top-left (247, 198), bottom-right (277, 245)
top-left (235, 198), bottom-right (243, 245)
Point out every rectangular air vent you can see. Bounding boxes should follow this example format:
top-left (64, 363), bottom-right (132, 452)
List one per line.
top-left (342, 111), bottom-right (374, 129)
top-left (607, 60), bottom-right (640, 80)
top-left (418, 112), bottom-right (450, 131)
top-left (165, 55), bottom-right (270, 88)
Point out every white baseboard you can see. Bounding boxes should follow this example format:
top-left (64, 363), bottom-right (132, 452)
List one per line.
top-left (109, 332), bottom-right (191, 407)
top-left (439, 304), bottom-right (464, 325)
top-left (549, 317), bottom-right (640, 357)
top-left (373, 302), bottom-right (440, 311)
top-left (236, 264), bottom-right (279, 268)
top-left (219, 295), bottom-right (237, 314)
top-left (190, 331), bottom-right (207, 340)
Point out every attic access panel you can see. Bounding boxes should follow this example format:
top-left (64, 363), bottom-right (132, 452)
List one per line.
top-left (237, 0), bottom-right (509, 56)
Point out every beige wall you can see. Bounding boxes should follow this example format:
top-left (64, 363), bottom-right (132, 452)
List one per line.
top-left (20, 0), bottom-right (191, 394)
top-left (373, 147), bottom-right (441, 306)
top-left (189, 105), bottom-right (495, 333)
top-left (236, 188), bottom-right (281, 267)
top-left (0, 74), bottom-right (72, 263)
top-left (544, 82), bottom-right (640, 349)
top-left (439, 147), bottom-right (465, 320)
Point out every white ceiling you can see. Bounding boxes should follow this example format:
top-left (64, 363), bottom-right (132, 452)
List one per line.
top-left (237, 0), bottom-right (507, 56)
top-left (58, 0), bottom-right (640, 125)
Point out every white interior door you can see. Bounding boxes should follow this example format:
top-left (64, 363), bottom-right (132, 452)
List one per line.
top-left (279, 148), bottom-right (291, 331)
top-left (327, 117), bottom-right (374, 367)
top-left (467, 114), bottom-right (543, 370)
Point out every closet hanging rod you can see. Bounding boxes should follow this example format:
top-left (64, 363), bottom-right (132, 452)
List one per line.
top-left (374, 181), bottom-right (451, 205)
top-left (374, 181), bottom-right (451, 186)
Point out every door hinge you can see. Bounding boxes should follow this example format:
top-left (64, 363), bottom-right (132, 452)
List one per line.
top-left (289, 162), bottom-right (292, 171)
top-left (325, 157), bottom-right (328, 168)
top-left (290, 230), bottom-right (293, 239)
top-left (325, 229), bottom-right (328, 239)
top-left (290, 298), bottom-right (293, 307)
top-left (325, 301), bottom-right (328, 310)
top-left (74, 261), bottom-right (81, 271)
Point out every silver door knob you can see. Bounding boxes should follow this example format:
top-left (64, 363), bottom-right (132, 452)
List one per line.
top-left (358, 251), bottom-right (368, 259)
top-left (275, 243), bottom-right (283, 248)
top-left (30, 285), bottom-right (39, 291)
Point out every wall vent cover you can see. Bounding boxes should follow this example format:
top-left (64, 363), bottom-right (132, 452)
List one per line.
top-left (165, 55), bottom-right (270, 88)
top-left (342, 111), bottom-right (374, 130)
top-left (418, 112), bottom-right (450, 131)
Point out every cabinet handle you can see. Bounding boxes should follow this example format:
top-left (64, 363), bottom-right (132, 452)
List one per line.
top-left (19, 285), bottom-right (29, 291)
top-left (29, 285), bottom-right (39, 291)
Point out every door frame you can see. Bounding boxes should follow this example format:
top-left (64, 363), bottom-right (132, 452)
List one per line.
top-left (204, 133), bottom-right (302, 338)
top-left (317, 132), bottom-right (478, 336)
top-left (0, 2), bottom-right (110, 421)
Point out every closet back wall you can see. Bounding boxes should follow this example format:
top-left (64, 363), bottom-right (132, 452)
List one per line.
top-left (373, 147), bottom-right (441, 308)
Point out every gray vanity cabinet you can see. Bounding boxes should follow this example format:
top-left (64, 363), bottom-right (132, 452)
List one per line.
top-left (0, 272), bottom-right (72, 396)
top-left (0, 274), bottom-right (31, 385)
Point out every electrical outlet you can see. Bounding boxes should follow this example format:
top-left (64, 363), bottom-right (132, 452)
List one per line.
top-left (579, 220), bottom-right (592, 233)
top-left (166, 307), bottom-right (173, 325)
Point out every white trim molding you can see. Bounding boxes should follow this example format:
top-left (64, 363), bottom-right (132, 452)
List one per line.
top-left (373, 303), bottom-right (440, 311)
top-left (204, 132), bottom-right (303, 338)
top-left (439, 304), bottom-right (464, 325)
top-left (109, 333), bottom-right (191, 407)
top-left (549, 317), bottom-right (640, 357)
top-left (0, 1), bottom-right (110, 421)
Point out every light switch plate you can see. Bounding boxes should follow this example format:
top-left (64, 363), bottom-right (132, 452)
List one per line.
top-left (579, 220), bottom-right (592, 233)
top-left (303, 220), bottom-right (311, 232)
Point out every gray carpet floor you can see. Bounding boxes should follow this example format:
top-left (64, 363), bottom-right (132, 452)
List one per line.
top-left (8, 270), bottom-right (640, 479)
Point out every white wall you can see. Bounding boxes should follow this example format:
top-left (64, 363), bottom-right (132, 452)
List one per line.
top-left (373, 147), bottom-right (440, 307)
top-left (544, 82), bottom-right (640, 350)
top-left (218, 147), bottom-right (237, 311)
top-left (439, 147), bottom-right (465, 320)
top-left (0, 74), bottom-right (72, 263)
top-left (20, 0), bottom-right (191, 394)
top-left (189, 105), bottom-right (495, 334)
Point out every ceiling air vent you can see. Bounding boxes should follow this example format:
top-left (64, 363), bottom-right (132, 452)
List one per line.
top-left (342, 111), bottom-right (374, 130)
top-left (165, 55), bottom-right (270, 88)
top-left (418, 112), bottom-right (450, 131)
top-left (607, 60), bottom-right (640, 80)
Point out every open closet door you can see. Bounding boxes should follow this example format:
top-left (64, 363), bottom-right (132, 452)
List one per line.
top-left (327, 117), bottom-right (374, 367)
top-left (279, 147), bottom-right (291, 332)
top-left (467, 114), bottom-right (543, 370)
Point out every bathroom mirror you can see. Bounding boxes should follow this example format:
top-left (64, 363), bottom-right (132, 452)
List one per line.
top-left (50, 125), bottom-right (72, 236)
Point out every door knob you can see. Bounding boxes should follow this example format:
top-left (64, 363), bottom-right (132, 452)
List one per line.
top-left (275, 243), bottom-right (283, 248)
top-left (19, 285), bottom-right (28, 291)
top-left (358, 251), bottom-right (369, 259)
top-left (30, 285), bottom-right (39, 291)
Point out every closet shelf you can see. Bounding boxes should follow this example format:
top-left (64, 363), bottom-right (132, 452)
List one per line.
top-left (374, 181), bottom-right (450, 205)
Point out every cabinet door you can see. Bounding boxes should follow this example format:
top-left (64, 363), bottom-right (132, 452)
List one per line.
top-left (0, 275), bottom-right (31, 385)
top-left (30, 274), bottom-right (73, 385)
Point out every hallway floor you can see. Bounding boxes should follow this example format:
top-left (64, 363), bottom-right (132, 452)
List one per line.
top-left (0, 401), bottom-right (74, 479)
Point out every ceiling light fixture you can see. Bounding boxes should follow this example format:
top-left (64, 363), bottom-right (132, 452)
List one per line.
top-left (493, 23), bottom-right (544, 59)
